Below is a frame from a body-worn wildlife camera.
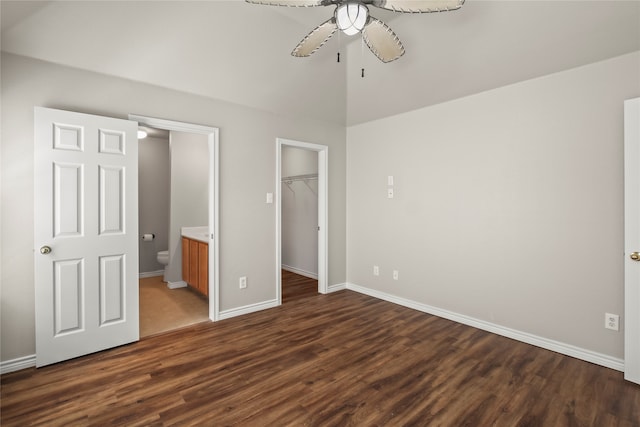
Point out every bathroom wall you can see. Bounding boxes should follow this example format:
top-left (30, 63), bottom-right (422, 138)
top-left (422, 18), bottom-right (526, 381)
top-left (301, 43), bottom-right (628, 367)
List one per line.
top-left (138, 135), bottom-right (170, 275)
top-left (281, 146), bottom-right (318, 278)
top-left (165, 131), bottom-right (209, 284)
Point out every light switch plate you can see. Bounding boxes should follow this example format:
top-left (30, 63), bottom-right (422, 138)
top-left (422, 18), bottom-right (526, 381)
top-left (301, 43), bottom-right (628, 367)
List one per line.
top-left (266, 193), bottom-right (273, 204)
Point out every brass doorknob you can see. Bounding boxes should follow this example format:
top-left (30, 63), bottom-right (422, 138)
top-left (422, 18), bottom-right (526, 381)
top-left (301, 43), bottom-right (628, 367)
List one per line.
top-left (631, 252), bottom-right (640, 261)
top-left (40, 246), bottom-right (52, 255)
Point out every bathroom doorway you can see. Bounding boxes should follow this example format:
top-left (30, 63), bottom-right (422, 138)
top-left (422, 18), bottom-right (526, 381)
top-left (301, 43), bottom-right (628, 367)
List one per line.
top-left (133, 115), bottom-right (220, 336)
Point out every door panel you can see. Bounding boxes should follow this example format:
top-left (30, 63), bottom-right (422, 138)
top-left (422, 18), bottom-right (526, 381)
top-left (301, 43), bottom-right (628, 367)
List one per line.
top-left (99, 254), bottom-right (125, 325)
top-left (53, 123), bottom-right (84, 151)
top-left (99, 165), bottom-right (125, 234)
top-left (53, 258), bottom-right (84, 335)
top-left (35, 107), bottom-right (139, 367)
top-left (53, 163), bottom-right (83, 237)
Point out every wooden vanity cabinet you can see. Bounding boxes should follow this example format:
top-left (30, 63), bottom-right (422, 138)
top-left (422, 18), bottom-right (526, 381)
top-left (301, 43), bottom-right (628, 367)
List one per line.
top-left (181, 236), bottom-right (208, 297)
top-left (198, 243), bottom-right (208, 295)
top-left (182, 237), bottom-right (190, 284)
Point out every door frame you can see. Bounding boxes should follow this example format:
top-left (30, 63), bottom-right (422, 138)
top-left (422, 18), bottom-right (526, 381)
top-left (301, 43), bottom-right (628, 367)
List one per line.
top-left (276, 138), bottom-right (328, 302)
top-left (624, 97), bottom-right (640, 384)
top-left (130, 115), bottom-right (220, 321)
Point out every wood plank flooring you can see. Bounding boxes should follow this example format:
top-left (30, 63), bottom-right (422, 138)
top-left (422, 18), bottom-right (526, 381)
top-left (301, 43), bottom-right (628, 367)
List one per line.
top-left (282, 269), bottom-right (318, 303)
top-left (2, 273), bottom-right (639, 426)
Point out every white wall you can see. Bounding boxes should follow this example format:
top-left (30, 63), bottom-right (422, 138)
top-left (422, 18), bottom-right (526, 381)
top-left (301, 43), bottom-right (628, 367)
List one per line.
top-left (0, 53), bottom-right (347, 363)
top-left (165, 131), bottom-right (209, 283)
top-left (347, 52), bottom-right (640, 359)
top-left (138, 135), bottom-right (170, 274)
top-left (281, 146), bottom-right (318, 277)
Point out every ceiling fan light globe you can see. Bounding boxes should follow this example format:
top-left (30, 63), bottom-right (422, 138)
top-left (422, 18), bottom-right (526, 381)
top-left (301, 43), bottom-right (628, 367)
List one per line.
top-left (342, 26), bottom-right (360, 36)
top-left (335, 2), bottom-right (368, 36)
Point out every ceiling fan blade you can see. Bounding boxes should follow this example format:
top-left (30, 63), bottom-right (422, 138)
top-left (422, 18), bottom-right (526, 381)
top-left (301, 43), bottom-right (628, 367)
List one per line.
top-left (362, 17), bottom-right (405, 63)
top-left (372, 0), bottom-right (464, 13)
top-left (245, 0), bottom-right (326, 7)
top-left (292, 18), bottom-right (338, 57)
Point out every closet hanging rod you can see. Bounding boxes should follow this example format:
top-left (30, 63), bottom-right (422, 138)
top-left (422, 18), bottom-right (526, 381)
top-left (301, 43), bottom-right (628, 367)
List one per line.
top-left (281, 173), bottom-right (318, 183)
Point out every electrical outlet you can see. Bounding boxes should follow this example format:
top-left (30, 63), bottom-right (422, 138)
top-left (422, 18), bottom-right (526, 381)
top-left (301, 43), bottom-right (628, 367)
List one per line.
top-left (605, 313), bottom-right (619, 331)
top-left (393, 270), bottom-right (399, 280)
top-left (239, 276), bottom-right (247, 289)
top-left (373, 266), bottom-right (379, 276)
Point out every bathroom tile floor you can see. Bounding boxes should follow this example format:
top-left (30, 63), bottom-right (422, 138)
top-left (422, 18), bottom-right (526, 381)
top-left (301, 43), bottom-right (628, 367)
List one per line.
top-left (139, 275), bottom-right (209, 337)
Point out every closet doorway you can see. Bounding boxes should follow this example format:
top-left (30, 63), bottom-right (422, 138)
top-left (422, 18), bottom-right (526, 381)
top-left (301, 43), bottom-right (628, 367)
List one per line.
top-left (276, 138), bottom-right (328, 304)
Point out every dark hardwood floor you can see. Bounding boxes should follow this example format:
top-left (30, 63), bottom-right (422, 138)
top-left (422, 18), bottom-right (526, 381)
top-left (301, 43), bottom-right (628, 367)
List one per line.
top-left (282, 269), bottom-right (318, 303)
top-left (2, 272), bottom-right (639, 426)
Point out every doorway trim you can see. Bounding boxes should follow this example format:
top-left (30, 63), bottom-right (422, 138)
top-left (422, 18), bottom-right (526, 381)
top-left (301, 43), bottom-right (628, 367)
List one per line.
top-left (624, 97), bottom-right (640, 384)
top-left (130, 114), bottom-right (220, 321)
top-left (276, 138), bottom-right (328, 303)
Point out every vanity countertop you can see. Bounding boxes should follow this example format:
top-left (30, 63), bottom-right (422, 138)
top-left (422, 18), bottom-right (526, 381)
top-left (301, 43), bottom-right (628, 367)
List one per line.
top-left (181, 226), bottom-right (209, 244)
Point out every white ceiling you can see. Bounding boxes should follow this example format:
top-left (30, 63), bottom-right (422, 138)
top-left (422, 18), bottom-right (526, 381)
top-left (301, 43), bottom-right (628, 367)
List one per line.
top-left (2, 1), bottom-right (639, 126)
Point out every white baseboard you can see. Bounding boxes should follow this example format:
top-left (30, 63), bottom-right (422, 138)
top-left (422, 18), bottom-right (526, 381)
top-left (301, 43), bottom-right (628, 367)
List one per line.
top-left (219, 299), bottom-right (279, 321)
top-left (167, 280), bottom-right (187, 289)
top-left (1, 354), bottom-right (36, 374)
top-left (346, 282), bottom-right (624, 372)
top-left (282, 265), bottom-right (318, 280)
top-left (327, 282), bottom-right (347, 293)
top-left (139, 270), bottom-right (164, 279)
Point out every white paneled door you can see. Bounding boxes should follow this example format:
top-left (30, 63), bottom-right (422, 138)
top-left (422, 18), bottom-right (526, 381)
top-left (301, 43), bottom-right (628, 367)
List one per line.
top-left (34, 107), bottom-right (139, 367)
top-left (624, 97), bottom-right (640, 384)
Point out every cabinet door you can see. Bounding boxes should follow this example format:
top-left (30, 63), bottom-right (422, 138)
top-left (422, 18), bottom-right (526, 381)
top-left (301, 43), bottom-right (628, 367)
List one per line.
top-left (189, 239), bottom-right (199, 290)
top-left (198, 242), bottom-right (208, 296)
top-left (182, 237), bottom-right (190, 284)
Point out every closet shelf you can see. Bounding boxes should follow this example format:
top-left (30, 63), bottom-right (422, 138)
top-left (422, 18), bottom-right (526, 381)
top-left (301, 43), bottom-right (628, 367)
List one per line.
top-left (281, 173), bottom-right (318, 183)
top-left (282, 173), bottom-right (318, 194)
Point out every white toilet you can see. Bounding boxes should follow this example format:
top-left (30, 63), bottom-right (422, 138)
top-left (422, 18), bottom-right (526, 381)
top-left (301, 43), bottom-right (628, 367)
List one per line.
top-left (157, 250), bottom-right (169, 282)
top-left (157, 250), bottom-right (169, 267)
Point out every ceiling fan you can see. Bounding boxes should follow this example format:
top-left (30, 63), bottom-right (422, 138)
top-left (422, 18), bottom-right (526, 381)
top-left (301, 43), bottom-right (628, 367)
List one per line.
top-left (246, 0), bottom-right (465, 63)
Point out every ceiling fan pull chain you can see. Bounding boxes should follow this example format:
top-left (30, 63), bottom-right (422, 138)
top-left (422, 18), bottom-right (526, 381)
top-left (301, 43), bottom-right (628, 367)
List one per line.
top-left (361, 34), bottom-right (365, 78)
